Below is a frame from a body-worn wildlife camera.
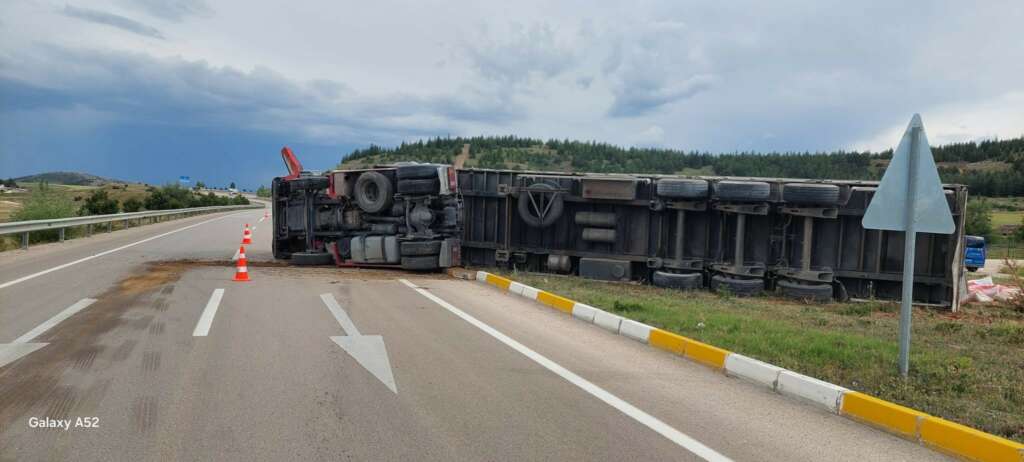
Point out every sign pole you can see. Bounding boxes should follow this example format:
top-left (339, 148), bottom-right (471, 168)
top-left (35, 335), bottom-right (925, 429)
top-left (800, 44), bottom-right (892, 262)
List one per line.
top-left (863, 114), bottom-right (954, 379)
top-left (898, 126), bottom-right (919, 377)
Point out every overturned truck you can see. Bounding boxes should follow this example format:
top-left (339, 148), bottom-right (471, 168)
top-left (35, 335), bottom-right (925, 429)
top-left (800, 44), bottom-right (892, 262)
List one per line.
top-left (272, 147), bottom-right (968, 309)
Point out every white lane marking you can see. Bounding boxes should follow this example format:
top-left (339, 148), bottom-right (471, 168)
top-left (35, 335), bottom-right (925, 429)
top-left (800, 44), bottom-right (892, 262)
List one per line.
top-left (320, 293), bottom-right (398, 393)
top-left (398, 279), bottom-right (731, 462)
top-left (0, 212), bottom-right (249, 291)
top-left (13, 298), bottom-right (97, 343)
top-left (320, 293), bottom-right (361, 335)
top-left (192, 289), bottom-right (225, 337)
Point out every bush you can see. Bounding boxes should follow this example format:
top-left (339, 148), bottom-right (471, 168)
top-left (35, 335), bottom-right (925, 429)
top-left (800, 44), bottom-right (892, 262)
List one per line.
top-left (965, 198), bottom-right (993, 238)
top-left (256, 185), bottom-right (270, 197)
top-left (144, 184), bottom-right (195, 210)
top-left (79, 189), bottom-right (119, 215)
top-left (122, 197), bottom-right (143, 212)
top-left (11, 182), bottom-right (76, 243)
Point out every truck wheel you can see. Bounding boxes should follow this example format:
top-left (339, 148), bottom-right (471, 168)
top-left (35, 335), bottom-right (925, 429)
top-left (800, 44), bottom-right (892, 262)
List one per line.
top-left (777, 280), bottom-right (833, 303)
top-left (291, 251), bottom-right (334, 266)
top-left (397, 164), bottom-right (440, 180)
top-left (517, 182), bottom-right (564, 228)
top-left (710, 275), bottom-right (763, 296)
top-left (401, 255), bottom-right (439, 270)
top-left (397, 178), bottom-right (440, 195)
top-left (290, 177), bottom-right (329, 191)
top-left (783, 183), bottom-right (840, 205)
top-left (652, 271), bottom-right (703, 290)
top-left (400, 240), bottom-right (442, 256)
top-left (656, 179), bottom-right (708, 199)
top-left (354, 171), bottom-right (394, 213)
top-left (714, 181), bottom-right (770, 201)
top-left (966, 266), bottom-right (978, 272)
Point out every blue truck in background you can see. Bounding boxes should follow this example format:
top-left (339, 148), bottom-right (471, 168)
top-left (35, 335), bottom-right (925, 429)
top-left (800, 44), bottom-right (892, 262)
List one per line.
top-left (964, 235), bottom-right (986, 272)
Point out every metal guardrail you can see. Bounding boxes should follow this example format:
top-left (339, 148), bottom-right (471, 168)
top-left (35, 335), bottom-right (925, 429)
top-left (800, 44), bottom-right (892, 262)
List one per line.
top-left (0, 204), bottom-right (263, 249)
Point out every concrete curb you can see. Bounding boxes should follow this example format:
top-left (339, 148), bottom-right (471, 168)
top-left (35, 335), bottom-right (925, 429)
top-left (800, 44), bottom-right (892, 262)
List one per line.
top-left (471, 270), bottom-right (1024, 462)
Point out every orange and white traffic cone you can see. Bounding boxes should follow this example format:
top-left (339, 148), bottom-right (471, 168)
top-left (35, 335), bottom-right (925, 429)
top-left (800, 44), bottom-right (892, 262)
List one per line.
top-left (233, 245), bottom-right (250, 282)
top-left (242, 224), bottom-right (252, 245)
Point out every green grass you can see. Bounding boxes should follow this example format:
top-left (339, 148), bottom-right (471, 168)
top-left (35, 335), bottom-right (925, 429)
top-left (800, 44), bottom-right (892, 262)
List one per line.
top-left (492, 270), bottom-right (1024, 443)
top-left (993, 211), bottom-right (1023, 228)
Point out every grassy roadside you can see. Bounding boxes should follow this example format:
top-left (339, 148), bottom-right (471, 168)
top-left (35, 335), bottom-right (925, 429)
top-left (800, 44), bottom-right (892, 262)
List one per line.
top-left (491, 269), bottom-right (1024, 443)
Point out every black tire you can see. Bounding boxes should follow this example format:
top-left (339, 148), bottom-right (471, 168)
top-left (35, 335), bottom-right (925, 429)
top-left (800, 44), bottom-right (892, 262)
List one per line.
top-left (290, 176), bottom-right (329, 191)
top-left (652, 271), bottom-right (703, 290)
top-left (396, 164), bottom-right (440, 180)
top-left (401, 255), bottom-right (439, 270)
top-left (291, 251), bottom-right (334, 266)
top-left (777, 280), bottom-right (833, 303)
top-left (710, 275), bottom-right (763, 296)
top-left (657, 179), bottom-right (708, 199)
top-left (397, 178), bottom-right (440, 195)
top-left (783, 183), bottom-right (840, 205)
top-left (400, 240), bottom-right (442, 256)
top-left (517, 182), bottom-right (564, 228)
top-left (966, 266), bottom-right (978, 272)
top-left (354, 171), bottom-right (394, 213)
top-left (715, 181), bottom-right (770, 201)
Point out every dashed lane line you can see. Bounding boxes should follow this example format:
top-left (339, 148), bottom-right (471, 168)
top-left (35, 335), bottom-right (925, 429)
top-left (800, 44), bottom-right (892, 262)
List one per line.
top-left (397, 279), bottom-right (732, 462)
top-left (192, 289), bottom-right (225, 337)
top-left (14, 298), bottom-right (97, 343)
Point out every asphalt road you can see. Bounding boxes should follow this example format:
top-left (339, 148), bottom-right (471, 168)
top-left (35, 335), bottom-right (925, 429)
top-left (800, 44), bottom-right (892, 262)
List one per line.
top-left (0, 208), bottom-right (948, 461)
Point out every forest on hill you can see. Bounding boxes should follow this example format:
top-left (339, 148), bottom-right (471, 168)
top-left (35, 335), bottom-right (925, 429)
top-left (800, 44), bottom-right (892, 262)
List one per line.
top-left (341, 135), bottom-right (1024, 196)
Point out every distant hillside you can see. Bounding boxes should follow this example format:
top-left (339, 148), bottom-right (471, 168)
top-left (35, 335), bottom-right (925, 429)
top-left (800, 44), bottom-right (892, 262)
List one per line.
top-left (13, 171), bottom-right (125, 186)
top-left (340, 135), bottom-right (1024, 196)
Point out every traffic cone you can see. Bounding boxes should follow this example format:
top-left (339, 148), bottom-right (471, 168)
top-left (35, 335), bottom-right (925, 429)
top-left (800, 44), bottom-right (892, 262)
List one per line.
top-left (242, 225), bottom-right (252, 245)
top-left (233, 246), bottom-right (250, 282)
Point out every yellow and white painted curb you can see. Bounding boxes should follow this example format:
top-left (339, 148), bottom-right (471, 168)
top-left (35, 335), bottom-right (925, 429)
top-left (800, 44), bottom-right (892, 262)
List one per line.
top-left (472, 270), bottom-right (1024, 462)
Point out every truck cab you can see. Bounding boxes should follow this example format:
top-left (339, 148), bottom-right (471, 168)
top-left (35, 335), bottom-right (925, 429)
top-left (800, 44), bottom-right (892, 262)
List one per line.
top-left (271, 147), bottom-right (462, 270)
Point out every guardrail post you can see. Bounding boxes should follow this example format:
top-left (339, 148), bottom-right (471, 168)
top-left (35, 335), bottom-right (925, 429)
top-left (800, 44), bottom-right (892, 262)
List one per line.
top-left (21, 232), bottom-right (29, 249)
top-left (59, 228), bottom-right (65, 243)
top-left (86, 224), bottom-right (92, 237)
top-left (107, 222), bottom-right (112, 233)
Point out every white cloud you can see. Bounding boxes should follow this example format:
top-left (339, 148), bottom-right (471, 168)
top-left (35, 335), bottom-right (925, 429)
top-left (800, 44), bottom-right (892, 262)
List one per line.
top-left (1, 0), bottom-right (1022, 154)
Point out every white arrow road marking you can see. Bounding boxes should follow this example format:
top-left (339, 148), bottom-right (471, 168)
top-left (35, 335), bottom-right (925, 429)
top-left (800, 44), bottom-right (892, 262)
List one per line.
top-left (193, 289), bottom-right (225, 337)
top-left (398, 279), bottom-right (732, 462)
top-left (0, 212), bottom-right (249, 291)
top-left (320, 293), bottom-right (397, 394)
top-left (0, 298), bottom-right (96, 368)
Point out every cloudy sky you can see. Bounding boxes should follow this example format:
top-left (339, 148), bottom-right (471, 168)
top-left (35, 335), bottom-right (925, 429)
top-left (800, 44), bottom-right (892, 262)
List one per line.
top-left (1, 0), bottom-right (1022, 188)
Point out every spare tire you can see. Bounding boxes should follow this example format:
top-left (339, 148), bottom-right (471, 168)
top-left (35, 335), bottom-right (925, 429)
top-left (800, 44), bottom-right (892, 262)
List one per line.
top-left (517, 182), bottom-right (564, 228)
top-left (397, 178), bottom-right (440, 195)
top-left (290, 176), bottom-right (329, 191)
top-left (652, 271), bottom-right (703, 290)
top-left (396, 164), bottom-right (440, 180)
top-left (715, 181), bottom-right (770, 201)
top-left (401, 255), bottom-right (439, 271)
top-left (354, 172), bottom-right (393, 213)
top-left (783, 183), bottom-right (840, 205)
top-left (710, 275), bottom-right (763, 296)
top-left (400, 240), bottom-right (442, 256)
top-left (657, 179), bottom-right (708, 199)
top-left (777, 280), bottom-right (833, 303)
top-left (291, 251), bottom-right (334, 266)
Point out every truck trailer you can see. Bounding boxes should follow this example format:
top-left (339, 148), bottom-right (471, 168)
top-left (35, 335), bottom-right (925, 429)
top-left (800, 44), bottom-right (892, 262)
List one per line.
top-left (271, 147), bottom-right (969, 309)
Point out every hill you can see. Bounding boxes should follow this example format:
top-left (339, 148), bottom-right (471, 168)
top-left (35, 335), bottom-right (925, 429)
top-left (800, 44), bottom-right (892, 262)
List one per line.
top-left (13, 171), bottom-right (125, 186)
top-left (340, 135), bottom-right (1024, 196)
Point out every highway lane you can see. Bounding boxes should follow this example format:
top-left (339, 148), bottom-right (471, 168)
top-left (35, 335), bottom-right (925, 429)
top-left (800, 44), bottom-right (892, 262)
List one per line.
top-left (0, 208), bottom-right (270, 342)
top-left (0, 208), bottom-right (948, 460)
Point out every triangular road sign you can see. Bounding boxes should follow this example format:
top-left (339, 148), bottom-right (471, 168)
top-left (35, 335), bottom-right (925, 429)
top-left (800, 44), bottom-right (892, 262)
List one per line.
top-left (863, 114), bottom-right (955, 234)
